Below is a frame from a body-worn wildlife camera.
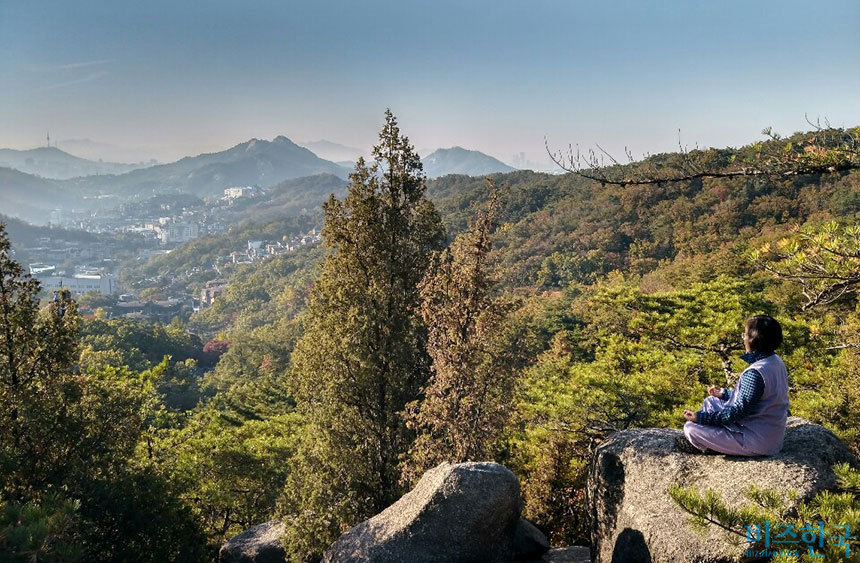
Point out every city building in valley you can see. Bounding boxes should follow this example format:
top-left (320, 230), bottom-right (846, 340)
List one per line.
top-left (200, 279), bottom-right (228, 305)
top-left (223, 186), bottom-right (256, 199)
top-left (29, 263), bottom-right (57, 275)
top-left (159, 222), bottom-right (200, 244)
top-left (36, 273), bottom-right (118, 295)
top-left (115, 299), bottom-right (183, 322)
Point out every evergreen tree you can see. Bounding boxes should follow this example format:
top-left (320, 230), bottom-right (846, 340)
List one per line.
top-left (0, 222), bottom-right (80, 499)
top-left (402, 187), bottom-right (523, 483)
top-left (0, 223), bottom-right (208, 562)
top-left (281, 111), bottom-right (444, 560)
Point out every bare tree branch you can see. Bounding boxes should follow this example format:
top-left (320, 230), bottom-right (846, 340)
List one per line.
top-left (547, 123), bottom-right (859, 187)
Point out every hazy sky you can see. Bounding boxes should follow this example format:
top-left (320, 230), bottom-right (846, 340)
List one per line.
top-left (1, 0), bottom-right (858, 165)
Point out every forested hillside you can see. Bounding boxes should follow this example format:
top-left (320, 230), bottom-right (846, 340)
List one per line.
top-left (2, 120), bottom-right (859, 561)
top-left (0, 167), bottom-right (70, 224)
top-left (0, 213), bottom-right (99, 247)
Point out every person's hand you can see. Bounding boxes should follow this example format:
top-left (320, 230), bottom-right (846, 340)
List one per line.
top-left (707, 385), bottom-right (723, 398)
top-left (683, 409), bottom-right (697, 422)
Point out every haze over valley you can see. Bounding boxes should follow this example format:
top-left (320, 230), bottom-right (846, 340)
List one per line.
top-left (0, 134), bottom-right (526, 225)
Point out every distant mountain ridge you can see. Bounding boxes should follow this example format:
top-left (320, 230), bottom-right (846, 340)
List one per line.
top-left (0, 138), bottom-right (519, 225)
top-left (63, 135), bottom-right (349, 198)
top-left (0, 146), bottom-right (147, 180)
top-left (421, 147), bottom-right (516, 178)
top-left (299, 140), bottom-right (366, 164)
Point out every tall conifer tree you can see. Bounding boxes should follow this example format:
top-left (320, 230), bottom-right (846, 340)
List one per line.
top-left (282, 111), bottom-right (444, 559)
top-left (402, 187), bottom-right (524, 484)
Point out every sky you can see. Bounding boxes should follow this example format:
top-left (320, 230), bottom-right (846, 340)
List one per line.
top-left (1, 0), bottom-right (858, 166)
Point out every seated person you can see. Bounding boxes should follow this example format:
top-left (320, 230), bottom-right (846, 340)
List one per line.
top-left (678, 315), bottom-right (789, 456)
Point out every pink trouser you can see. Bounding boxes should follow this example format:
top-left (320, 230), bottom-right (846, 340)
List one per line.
top-left (683, 396), bottom-right (752, 456)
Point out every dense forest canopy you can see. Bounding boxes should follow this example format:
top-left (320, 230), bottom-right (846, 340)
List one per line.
top-left (1, 121), bottom-right (859, 561)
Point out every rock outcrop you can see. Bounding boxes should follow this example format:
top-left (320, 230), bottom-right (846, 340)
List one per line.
top-left (323, 461), bottom-right (524, 562)
top-left (219, 520), bottom-right (285, 563)
top-left (513, 518), bottom-right (551, 560)
top-left (588, 417), bottom-right (858, 563)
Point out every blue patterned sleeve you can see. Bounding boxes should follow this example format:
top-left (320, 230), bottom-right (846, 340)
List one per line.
top-left (697, 369), bottom-right (764, 426)
top-left (720, 387), bottom-right (733, 401)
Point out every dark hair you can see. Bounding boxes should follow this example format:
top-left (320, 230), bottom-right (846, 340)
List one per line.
top-left (745, 315), bottom-right (783, 353)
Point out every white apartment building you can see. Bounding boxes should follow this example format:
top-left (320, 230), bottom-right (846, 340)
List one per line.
top-left (223, 186), bottom-right (256, 199)
top-left (37, 273), bottom-right (117, 295)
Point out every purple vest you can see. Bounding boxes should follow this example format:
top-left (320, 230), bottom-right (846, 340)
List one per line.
top-left (725, 353), bottom-right (790, 455)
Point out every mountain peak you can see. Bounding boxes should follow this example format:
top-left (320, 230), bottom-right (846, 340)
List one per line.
top-left (32, 146), bottom-right (67, 154)
top-left (238, 136), bottom-right (297, 153)
top-left (421, 147), bottom-right (516, 178)
top-left (64, 134), bottom-right (350, 198)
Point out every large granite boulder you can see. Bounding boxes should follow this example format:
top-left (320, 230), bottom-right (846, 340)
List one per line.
top-left (219, 520), bottom-right (285, 563)
top-left (588, 417), bottom-right (858, 563)
top-left (323, 461), bottom-right (522, 562)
